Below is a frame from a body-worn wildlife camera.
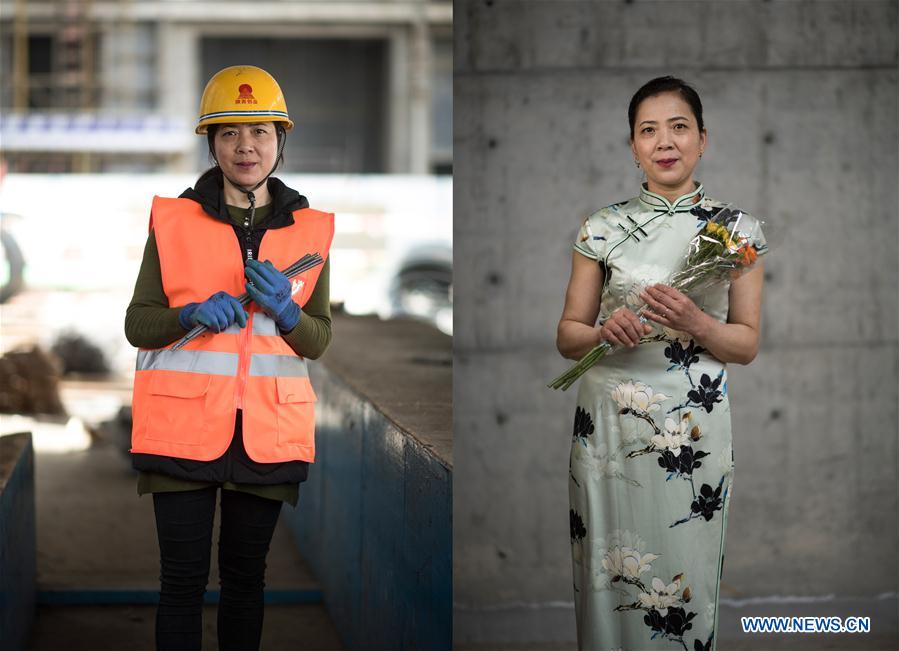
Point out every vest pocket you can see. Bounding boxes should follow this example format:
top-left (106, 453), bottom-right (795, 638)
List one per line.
top-left (145, 372), bottom-right (212, 444)
top-left (275, 376), bottom-right (317, 446)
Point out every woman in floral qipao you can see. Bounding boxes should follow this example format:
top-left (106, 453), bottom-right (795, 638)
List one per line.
top-left (556, 76), bottom-right (767, 651)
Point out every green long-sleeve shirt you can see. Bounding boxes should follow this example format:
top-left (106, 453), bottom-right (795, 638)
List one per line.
top-left (125, 202), bottom-right (331, 507)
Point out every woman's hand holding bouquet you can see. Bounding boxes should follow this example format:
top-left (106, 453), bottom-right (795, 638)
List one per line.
top-left (638, 284), bottom-right (707, 335)
top-left (549, 204), bottom-right (767, 391)
top-left (600, 307), bottom-right (653, 348)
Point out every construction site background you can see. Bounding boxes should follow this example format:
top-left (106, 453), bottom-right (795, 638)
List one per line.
top-left (0, 0), bottom-right (452, 175)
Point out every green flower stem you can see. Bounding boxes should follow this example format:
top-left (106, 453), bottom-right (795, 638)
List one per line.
top-left (547, 342), bottom-right (611, 390)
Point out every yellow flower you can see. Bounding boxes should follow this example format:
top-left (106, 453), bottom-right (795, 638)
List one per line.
top-left (704, 222), bottom-right (733, 247)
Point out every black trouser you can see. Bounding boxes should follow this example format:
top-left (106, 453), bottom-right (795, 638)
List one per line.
top-left (152, 486), bottom-right (282, 651)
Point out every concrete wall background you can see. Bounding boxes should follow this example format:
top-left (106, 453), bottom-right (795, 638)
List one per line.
top-left (453, 0), bottom-right (899, 643)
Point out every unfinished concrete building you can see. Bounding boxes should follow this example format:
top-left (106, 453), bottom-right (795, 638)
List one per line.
top-left (0, 0), bottom-right (452, 174)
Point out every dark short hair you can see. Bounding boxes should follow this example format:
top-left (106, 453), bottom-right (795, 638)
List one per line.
top-left (628, 76), bottom-right (704, 140)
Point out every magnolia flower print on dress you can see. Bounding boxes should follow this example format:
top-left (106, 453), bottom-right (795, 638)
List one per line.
top-left (570, 407), bottom-right (640, 487)
top-left (571, 441), bottom-right (637, 485)
top-left (662, 325), bottom-right (694, 344)
top-left (573, 406), bottom-right (595, 440)
top-left (651, 417), bottom-right (690, 455)
top-left (663, 339), bottom-right (705, 377)
top-left (685, 372), bottom-right (726, 413)
top-left (639, 577), bottom-right (684, 616)
top-left (593, 529), bottom-right (713, 650)
top-left (601, 545), bottom-right (658, 582)
top-left (605, 380), bottom-right (727, 529)
top-left (570, 509), bottom-right (587, 543)
top-left (612, 381), bottom-right (670, 414)
top-left (589, 529), bottom-right (654, 592)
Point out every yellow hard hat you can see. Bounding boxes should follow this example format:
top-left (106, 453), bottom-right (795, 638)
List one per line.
top-left (196, 65), bottom-right (294, 134)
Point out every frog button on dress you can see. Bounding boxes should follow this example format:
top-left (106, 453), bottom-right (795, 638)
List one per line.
top-left (568, 181), bottom-right (767, 651)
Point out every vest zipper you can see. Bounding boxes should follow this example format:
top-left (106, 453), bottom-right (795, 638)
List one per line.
top-left (237, 202), bottom-right (255, 409)
top-left (236, 310), bottom-right (253, 409)
top-left (243, 215), bottom-right (253, 262)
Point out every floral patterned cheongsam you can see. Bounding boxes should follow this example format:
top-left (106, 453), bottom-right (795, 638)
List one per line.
top-left (568, 180), bottom-right (767, 651)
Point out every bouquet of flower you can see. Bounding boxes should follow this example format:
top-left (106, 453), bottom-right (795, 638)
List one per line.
top-left (548, 204), bottom-right (767, 391)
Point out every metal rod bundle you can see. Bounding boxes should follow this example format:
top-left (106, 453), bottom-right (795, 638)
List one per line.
top-left (170, 253), bottom-right (324, 351)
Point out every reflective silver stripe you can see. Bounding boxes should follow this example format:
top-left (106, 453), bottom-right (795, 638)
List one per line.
top-left (249, 354), bottom-right (309, 378)
top-left (199, 110), bottom-right (290, 121)
top-left (252, 313), bottom-right (278, 336)
top-left (223, 322), bottom-right (242, 335)
top-left (136, 350), bottom-right (239, 376)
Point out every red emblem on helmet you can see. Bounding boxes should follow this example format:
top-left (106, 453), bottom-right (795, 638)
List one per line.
top-left (235, 84), bottom-right (257, 105)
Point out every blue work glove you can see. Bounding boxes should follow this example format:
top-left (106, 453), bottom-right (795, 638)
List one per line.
top-left (244, 258), bottom-right (301, 332)
top-left (178, 291), bottom-right (248, 333)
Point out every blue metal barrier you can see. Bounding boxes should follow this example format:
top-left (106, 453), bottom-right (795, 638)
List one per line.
top-left (0, 433), bottom-right (37, 651)
top-left (283, 364), bottom-right (452, 651)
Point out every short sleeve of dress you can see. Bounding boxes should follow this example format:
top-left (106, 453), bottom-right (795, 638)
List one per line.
top-left (749, 215), bottom-right (769, 256)
top-left (572, 211), bottom-right (612, 262)
top-left (573, 217), bottom-right (598, 260)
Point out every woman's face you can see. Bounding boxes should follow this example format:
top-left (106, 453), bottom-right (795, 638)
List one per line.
top-left (630, 92), bottom-right (706, 194)
top-left (213, 122), bottom-right (278, 187)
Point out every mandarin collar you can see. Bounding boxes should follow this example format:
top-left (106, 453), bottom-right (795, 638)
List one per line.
top-left (638, 180), bottom-right (705, 214)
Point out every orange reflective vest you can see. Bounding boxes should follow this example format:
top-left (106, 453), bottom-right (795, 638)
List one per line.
top-left (130, 196), bottom-right (334, 463)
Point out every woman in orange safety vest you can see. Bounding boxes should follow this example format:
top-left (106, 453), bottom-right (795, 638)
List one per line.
top-left (124, 65), bottom-right (334, 650)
